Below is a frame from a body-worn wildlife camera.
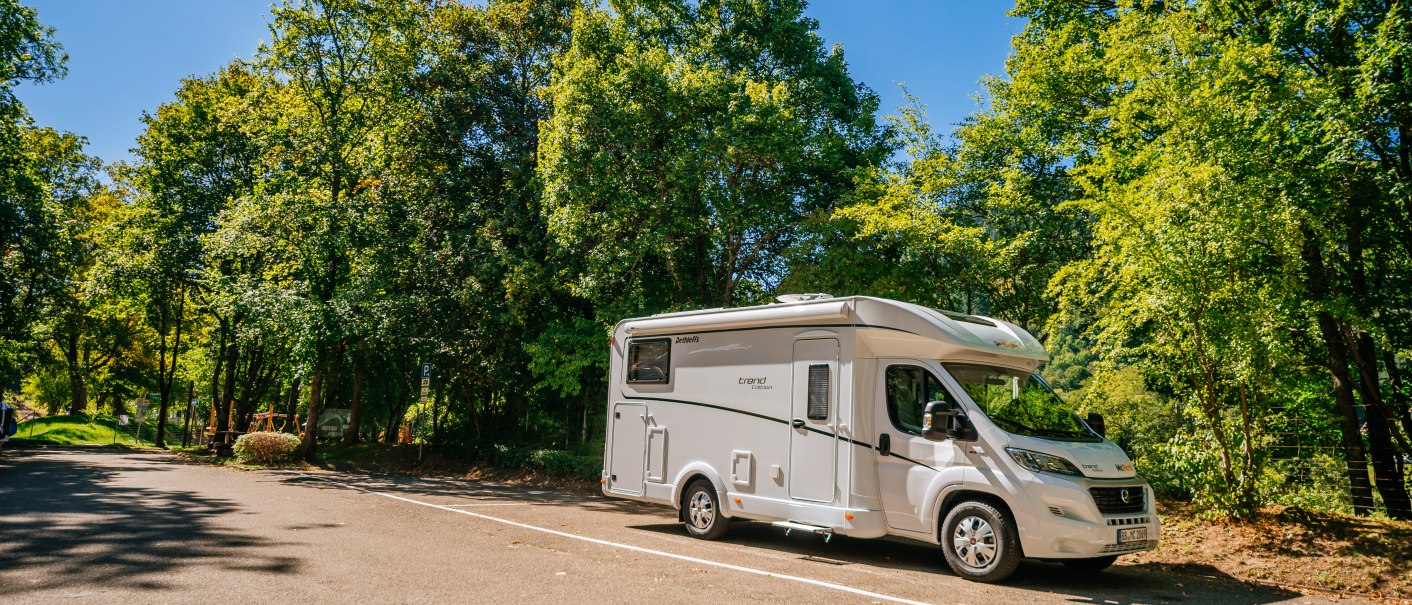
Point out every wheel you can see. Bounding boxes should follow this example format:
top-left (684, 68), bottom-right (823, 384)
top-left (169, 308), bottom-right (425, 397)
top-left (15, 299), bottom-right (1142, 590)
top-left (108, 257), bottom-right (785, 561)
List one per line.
top-left (682, 481), bottom-right (729, 540)
top-left (1062, 555), bottom-right (1118, 573)
top-left (940, 500), bottom-right (1021, 582)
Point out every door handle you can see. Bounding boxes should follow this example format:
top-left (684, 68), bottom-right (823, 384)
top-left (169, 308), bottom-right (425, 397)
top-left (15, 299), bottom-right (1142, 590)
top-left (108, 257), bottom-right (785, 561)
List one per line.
top-left (878, 433), bottom-right (891, 456)
top-left (791, 418), bottom-right (805, 429)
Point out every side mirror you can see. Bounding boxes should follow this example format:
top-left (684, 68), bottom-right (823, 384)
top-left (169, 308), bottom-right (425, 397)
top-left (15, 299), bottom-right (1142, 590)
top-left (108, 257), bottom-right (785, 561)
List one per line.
top-left (923, 400), bottom-right (972, 441)
top-left (1086, 412), bottom-right (1106, 438)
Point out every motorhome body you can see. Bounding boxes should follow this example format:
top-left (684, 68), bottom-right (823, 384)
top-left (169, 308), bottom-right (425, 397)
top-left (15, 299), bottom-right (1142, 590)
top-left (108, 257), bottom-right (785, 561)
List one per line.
top-left (602, 295), bottom-right (1159, 581)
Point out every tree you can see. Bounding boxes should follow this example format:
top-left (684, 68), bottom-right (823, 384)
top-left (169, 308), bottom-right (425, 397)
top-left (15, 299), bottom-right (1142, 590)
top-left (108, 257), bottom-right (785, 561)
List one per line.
top-left (122, 63), bottom-right (265, 446)
top-left (1006, 0), bottom-right (1411, 518)
top-left (0, 0), bottom-right (66, 403)
top-left (259, 0), bottom-right (425, 460)
top-left (538, 0), bottom-right (888, 398)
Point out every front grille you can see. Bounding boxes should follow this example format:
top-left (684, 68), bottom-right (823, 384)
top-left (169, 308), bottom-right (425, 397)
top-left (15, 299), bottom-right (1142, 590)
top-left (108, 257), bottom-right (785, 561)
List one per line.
top-left (1100, 540), bottom-right (1157, 554)
top-left (1089, 486), bottom-right (1145, 514)
top-left (1107, 516), bottom-right (1150, 526)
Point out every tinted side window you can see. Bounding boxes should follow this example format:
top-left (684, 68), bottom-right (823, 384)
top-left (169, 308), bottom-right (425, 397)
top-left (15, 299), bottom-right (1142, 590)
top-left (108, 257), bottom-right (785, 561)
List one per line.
top-left (807, 364), bottom-right (830, 420)
top-left (885, 365), bottom-right (956, 434)
top-left (627, 339), bottom-right (671, 383)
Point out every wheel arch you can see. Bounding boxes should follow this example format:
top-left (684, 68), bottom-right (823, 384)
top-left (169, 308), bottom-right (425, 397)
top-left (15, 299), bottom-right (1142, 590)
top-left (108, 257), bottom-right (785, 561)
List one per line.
top-left (671, 463), bottom-right (726, 519)
top-left (934, 487), bottom-right (1024, 556)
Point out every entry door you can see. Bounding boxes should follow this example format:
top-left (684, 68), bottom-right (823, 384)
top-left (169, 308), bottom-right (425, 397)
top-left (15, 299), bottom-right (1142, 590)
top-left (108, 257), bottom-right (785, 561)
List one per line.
top-left (875, 361), bottom-right (968, 533)
top-left (608, 402), bottom-right (646, 495)
top-left (789, 339), bottom-right (838, 503)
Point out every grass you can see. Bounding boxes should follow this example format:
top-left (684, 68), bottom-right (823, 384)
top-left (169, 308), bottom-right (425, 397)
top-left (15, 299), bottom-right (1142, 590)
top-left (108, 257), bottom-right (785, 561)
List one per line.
top-left (9, 414), bottom-right (164, 447)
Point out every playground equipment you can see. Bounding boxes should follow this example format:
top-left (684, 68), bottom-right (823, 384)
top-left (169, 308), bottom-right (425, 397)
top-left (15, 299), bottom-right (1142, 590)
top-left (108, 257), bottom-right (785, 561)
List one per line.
top-left (248, 410), bottom-right (300, 434)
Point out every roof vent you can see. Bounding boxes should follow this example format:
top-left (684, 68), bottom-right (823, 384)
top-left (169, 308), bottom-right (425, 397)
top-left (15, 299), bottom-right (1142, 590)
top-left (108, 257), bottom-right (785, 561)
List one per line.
top-left (776, 293), bottom-right (834, 303)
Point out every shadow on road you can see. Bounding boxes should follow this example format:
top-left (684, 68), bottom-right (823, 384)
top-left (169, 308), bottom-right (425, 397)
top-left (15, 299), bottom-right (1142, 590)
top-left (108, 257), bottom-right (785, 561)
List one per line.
top-left (276, 471), bottom-right (653, 515)
top-left (0, 448), bottom-right (303, 595)
top-left (630, 520), bottom-right (1304, 605)
top-left (280, 468), bottom-right (1308, 605)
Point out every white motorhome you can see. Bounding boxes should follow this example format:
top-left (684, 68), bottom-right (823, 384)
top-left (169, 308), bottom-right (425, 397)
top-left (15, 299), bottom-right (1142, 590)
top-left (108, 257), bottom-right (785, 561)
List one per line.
top-left (602, 295), bottom-right (1159, 582)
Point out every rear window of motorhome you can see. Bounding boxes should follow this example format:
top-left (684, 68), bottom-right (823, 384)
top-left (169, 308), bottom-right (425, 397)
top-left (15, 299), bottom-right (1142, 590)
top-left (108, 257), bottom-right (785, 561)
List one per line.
top-left (807, 364), bottom-right (830, 420)
top-left (627, 338), bottom-right (671, 383)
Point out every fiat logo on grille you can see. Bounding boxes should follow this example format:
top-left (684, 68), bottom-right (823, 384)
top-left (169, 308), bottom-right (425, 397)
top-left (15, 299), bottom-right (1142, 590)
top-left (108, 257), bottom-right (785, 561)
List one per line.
top-left (1120, 489), bottom-right (1131, 504)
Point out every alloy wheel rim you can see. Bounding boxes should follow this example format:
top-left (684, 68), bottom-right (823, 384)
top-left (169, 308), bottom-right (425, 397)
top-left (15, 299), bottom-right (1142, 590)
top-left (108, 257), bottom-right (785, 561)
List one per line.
top-left (689, 491), bottom-right (714, 530)
top-left (951, 515), bottom-right (998, 570)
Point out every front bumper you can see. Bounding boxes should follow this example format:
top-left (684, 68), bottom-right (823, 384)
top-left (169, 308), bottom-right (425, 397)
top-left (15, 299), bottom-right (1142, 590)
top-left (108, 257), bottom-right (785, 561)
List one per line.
top-left (1011, 473), bottom-right (1161, 559)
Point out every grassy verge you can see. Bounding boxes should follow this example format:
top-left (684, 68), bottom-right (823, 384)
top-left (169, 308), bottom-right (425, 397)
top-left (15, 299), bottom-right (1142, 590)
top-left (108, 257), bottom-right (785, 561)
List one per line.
top-left (8, 414), bottom-right (162, 447)
top-left (1132, 503), bottom-right (1412, 599)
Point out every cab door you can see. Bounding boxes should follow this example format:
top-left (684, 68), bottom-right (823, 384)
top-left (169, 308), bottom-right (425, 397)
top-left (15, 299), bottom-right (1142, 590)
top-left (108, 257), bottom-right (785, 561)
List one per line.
top-left (874, 360), bottom-right (968, 534)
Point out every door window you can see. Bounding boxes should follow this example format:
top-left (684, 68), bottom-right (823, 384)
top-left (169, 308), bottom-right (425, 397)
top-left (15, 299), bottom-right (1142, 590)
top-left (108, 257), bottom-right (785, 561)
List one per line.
top-left (885, 365), bottom-right (958, 435)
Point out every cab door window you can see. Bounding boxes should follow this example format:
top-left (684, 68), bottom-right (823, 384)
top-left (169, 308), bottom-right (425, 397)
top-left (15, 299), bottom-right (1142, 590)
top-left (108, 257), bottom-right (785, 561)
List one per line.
top-left (885, 365), bottom-right (957, 435)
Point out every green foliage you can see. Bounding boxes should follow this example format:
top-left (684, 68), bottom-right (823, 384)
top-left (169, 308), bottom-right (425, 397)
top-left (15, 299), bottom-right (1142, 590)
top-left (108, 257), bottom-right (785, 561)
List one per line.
top-left (232, 431), bottom-right (302, 465)
top-left (10, 414), bottom-right (156, 447)
top-left (487, 443), bottom-right (600, 481)
top-left (10, 0), bottom-right (1411, 520)
top-left (20, 364), bottom-right (69, 415)
top-left (0, 0), bottom-right (67, 393)
top-left (540, 0), bottom-right (888, 318)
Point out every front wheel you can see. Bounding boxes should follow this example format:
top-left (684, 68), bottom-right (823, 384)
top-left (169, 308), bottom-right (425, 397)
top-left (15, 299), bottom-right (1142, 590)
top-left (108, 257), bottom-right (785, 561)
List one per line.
top-left (682, 481), bottom-right (729, 540)
top-left (940, 500), bottom-right (1021, 582)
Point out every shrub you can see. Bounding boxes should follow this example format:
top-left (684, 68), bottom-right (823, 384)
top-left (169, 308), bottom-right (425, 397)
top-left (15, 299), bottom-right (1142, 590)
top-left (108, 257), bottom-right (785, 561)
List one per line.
top-left (233, 431), bottom-right (301, 465)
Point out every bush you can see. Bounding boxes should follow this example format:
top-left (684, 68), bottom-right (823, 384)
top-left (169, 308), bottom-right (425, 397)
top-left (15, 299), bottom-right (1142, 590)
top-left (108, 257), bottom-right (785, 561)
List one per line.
top-left (233, 431), bottom-right (301, 465)
top-left (528, 449), bottom-right (601, 481)
top-left (482, 443), bottom-right (601, 481)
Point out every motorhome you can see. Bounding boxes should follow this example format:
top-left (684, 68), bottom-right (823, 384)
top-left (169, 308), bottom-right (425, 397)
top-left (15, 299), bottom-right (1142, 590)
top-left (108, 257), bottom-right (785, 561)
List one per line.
top-left (601, 295), bottom-right (1158, 582)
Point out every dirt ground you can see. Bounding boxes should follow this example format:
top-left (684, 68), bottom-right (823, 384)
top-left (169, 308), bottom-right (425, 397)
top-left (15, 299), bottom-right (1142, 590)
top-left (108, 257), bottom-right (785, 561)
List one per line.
top-left (1128, 504), bottom-right (1412, 601)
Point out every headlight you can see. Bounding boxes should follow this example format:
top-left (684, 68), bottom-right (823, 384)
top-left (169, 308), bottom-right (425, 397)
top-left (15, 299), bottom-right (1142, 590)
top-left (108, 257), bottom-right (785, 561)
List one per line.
top-left (1005, 448), bottom-right (1082, 476)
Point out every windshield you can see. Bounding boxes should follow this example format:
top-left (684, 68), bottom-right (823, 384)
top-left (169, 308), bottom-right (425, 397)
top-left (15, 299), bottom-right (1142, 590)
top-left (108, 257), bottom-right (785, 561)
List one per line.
top-left (942, 363), bottom-right (1099, 442)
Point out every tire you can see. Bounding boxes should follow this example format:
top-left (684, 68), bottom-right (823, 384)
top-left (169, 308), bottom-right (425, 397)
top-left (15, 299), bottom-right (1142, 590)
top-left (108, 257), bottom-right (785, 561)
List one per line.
top-left (1062, 555), bottom-right (1118, 573)
top-left (682, 480), bottom-right (729, 540)
top-left (940, 500), bottom-right (1021, 582)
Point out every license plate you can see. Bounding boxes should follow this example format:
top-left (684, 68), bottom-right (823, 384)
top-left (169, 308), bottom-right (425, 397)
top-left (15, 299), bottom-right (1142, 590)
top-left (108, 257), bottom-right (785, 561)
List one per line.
top-left (1118, 527), bottom-right (1148, 544)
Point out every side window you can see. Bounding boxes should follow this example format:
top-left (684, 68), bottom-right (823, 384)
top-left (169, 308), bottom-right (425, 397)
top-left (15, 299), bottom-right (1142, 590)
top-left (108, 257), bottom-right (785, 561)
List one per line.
top-left (807, 364), bottom-right (830, 420)
top-left (885, 365), bottom-right (957, 435)
top-left (627, 338), bottom-right (671, 384)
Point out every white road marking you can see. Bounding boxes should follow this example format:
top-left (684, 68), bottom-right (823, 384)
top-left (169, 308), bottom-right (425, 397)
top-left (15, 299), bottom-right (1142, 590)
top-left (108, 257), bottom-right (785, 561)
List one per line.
top-left (310, 475), bottom-right (934, 605)
top-left (440, 502), bottom-right (532, 508)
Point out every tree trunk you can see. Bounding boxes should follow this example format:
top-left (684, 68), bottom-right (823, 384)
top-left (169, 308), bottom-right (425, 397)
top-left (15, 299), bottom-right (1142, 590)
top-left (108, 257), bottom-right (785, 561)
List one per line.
top-left (343, 362), bottom-right (365, 445)
top-left (297, 372), bottom-right (324, 462)
top-left (1238, 383), bottom-right (1257, 509)
top-left (385, 373), bottom-right (408, 444)
top-left (1385, 350), bottom-right (1412, 449)
top-left (182, 382), bottom-right (194, 448)
top-left (1302, 231), bottom-right (1377, 515)
top-left (64, 330), bottom-right (87, 416)
top-left (154, 284), bottom-right (185, 449)
top-left (284, 378), bottom-right (301, 434)
top-left (1315, 313), bottom-right (1378, 515)
top-left (1347, 327), bottom-right (1412, 519)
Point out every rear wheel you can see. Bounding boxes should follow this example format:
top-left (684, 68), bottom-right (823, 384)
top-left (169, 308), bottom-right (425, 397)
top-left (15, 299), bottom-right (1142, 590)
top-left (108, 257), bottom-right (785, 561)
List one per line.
top-left (940, 500), bottom-right (1020, 582)
top-left (1062, 555), bottom-right (1118, 573)
top-left (682, 481), bottom-right (729, 540)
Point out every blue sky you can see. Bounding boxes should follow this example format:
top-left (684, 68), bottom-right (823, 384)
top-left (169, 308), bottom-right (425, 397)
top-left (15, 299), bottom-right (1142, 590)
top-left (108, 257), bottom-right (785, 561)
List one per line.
top-left (17, 1), bottom-right (1021, 165)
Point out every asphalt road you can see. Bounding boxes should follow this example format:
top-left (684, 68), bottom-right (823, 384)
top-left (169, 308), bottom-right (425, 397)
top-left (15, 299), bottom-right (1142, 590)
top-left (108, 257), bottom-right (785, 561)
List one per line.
top-left (0, 448), bottom-right (1370, 605)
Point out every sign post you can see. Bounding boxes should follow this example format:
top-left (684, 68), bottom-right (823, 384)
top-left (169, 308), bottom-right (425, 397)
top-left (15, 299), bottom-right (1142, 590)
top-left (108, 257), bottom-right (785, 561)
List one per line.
top-left (116, 415), bottom-right (129, 444)
top-left (418, 363), bottom-right (431, 461)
